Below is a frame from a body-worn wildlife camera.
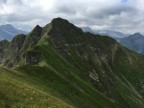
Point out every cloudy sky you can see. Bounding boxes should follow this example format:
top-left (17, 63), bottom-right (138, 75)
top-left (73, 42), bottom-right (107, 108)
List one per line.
top-left (0, 0), bottom-right (144, 33)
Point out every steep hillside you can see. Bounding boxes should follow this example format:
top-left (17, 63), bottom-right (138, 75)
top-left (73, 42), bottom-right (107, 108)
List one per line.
top-left (0, 67), bottom-right (73, 108)
top-left (0, 18), bottom-right (144, 108)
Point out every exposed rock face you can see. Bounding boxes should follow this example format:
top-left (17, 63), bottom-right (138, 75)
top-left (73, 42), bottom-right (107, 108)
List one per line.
top-left (0, 25), bottom-right (43, 67)
top-left (0, 40), bottom-right (10, 63)
top-left (0, 39), bottom-right (10, 49)
top-left (26, 51), bottom-right (41, 65)
top-left (20, 25), bottom-right (42, 54)
top-left (10, 34), bottom-right (26, 52)
top-left (0, 34), bottom-right (26, 67)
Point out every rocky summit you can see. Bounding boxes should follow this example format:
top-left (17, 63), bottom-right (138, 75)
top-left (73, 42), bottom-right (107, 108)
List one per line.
top-left (0, 18), bottom-right (144, 108)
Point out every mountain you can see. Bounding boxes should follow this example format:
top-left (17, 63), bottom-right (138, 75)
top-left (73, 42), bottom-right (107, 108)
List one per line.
top-left (95, 30), bottom-right (126, 38)
top-left (81, 27), bottom-right (126, 38)
top-left (81, 26), bottom-right (94, 33)
top-left (120, 33), bottom-right (144, 54)
top-left (81, 27), bottom-right (144, 54)
top-left (0, 18), bottom-right (144, 108)
top-left (0, 24), bottom-right (28, 41)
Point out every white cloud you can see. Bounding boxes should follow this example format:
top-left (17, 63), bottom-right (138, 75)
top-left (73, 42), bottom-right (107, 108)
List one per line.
top-left (0, 0), bottom-right (144, 33)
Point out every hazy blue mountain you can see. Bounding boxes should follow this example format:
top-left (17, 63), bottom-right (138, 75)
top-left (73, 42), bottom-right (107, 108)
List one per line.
top-left (0, 24), bottom-right (28, 41)
top-left (81, 26), bottom-right (126, 38)
top-left (120, 33), bottom-right (144, 54)
top-left (95, 30), bottom-right (126, 38)
top-left (81, 27), bottom-right (94, 33)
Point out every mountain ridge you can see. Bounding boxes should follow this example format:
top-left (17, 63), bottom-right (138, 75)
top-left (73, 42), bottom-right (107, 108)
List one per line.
top-left (0, 17), bottom-right (144, 107)
top-left (81, 26), bottom-right (144, 55)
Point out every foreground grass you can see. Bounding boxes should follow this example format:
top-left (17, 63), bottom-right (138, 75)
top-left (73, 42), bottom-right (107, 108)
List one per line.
top-left (0, 67), bottom-right (73, 108)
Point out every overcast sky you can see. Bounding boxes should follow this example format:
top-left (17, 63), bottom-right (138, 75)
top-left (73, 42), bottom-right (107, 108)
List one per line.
top-left (0, 0), bottom-right (144, 33)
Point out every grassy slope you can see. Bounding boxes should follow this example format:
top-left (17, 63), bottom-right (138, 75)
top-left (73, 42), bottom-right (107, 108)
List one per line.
top-left (1, 35), bottom-right (144, 108)
top-left (16, 37), bottom-right (144, 107)
top-left (0, 67), bottom-right (73, 108)
top-left (16, 40), bottom-right (118, 108)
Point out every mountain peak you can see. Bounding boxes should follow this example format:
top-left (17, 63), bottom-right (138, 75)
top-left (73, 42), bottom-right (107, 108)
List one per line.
top-left (34, 25), bottom-right (42, 30)
top-left (30, 25), bottom-right (42, 36)
top-left (0, 24), bottom-right (13, 27)
top-left (50, 17), bottom-right (71, 28)
top-left (51, 17), bottom-right (69, 24)
top-left (48, 17), bottom-right (83, 39)
top-left (133, 32), bottom-right (143, 36)
top-left (0, 24), bottom-right (16, 30)
top-left (81, 26), bottom-right (93, 32)
top-left (0, 24), bottom-right (28, 41)
top-left (128, 32), bottom-right (144, 39)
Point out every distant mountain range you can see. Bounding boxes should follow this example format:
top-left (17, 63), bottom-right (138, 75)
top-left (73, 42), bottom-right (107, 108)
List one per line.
top-left (81, 27), bottom-right (126, 38)
top-left (0, 24), bottom-right (28, 41)
top-left (119, 33), bottom-right (144, 54)
top-left (82, 26), bottom-right (144, 55)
